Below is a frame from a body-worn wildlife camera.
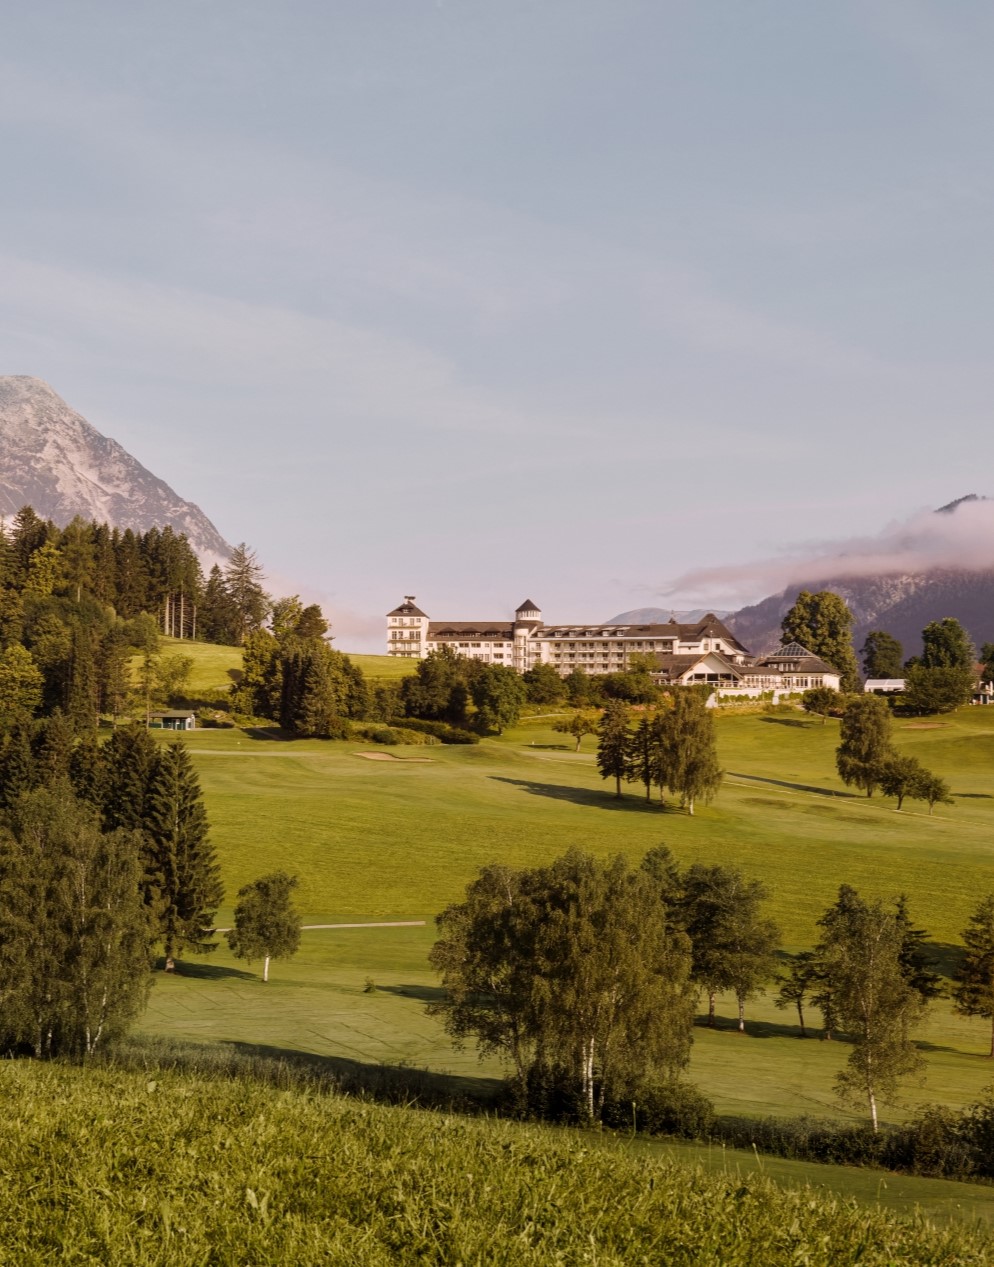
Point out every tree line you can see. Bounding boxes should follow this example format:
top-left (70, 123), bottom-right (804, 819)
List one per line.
top-left (431, 848), bottom-right (982, 1133)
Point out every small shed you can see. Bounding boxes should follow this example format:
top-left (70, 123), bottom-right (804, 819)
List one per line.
top-left (150, 710), bottom-right (196, 731)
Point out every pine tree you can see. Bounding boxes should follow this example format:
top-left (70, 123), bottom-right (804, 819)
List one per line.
top-left (0, 720), bottom-right (36, 808)
top-left (596, 700), bottom-right (630, 796)
top-left (65, 621), bottom-right (98, 734)
top-left (952, 895), bottom-right (994, 1057)
top-left (893, 895), bottom-right (943, 1002)
top-left (145, 743), bottom-right (223, 960)
top-left (224, 544), bottom-right (270, 644)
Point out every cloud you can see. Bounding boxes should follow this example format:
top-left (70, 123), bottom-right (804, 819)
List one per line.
top-left (658, 497), bottom-right (994, 606)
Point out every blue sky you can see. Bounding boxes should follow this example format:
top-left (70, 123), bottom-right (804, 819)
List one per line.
top-left (2, 2), bottom-right (993, 648)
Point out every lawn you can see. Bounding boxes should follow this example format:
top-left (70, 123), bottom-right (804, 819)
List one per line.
top-left (138, 705), bottom-right (994, 1140)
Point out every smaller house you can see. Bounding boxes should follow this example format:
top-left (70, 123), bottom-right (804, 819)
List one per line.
top-left (150, 710), bottom-right (196, 731)
top-left (650, 642), bottom-right (841, 699)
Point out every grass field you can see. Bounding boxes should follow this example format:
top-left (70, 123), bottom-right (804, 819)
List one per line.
top-left (136, 705), bottom-right (994, 1143)
top-left (137, 638), bottom-right (413, 708)
top-left (4, 1062), bottom-right (991, 1264)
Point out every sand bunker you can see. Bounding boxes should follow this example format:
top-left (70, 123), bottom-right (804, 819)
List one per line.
top-left (355, 751), bottom-right (433, 762)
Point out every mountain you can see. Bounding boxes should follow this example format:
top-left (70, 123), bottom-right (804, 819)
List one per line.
top-left (728, 515), bottom-right (994, 660)
top-left (0, 376), bottom-right (231, 563)
top-left (608, 607), bottom-right (733, 625)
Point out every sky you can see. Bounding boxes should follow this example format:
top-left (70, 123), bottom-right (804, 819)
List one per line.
top-left (2, 1), bottom-right (994, 650)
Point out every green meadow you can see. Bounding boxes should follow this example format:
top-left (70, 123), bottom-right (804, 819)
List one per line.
top-left (4, 1061), bottom-right (992, 1264)
top-left (139, 703), bottom-right (994, 1139)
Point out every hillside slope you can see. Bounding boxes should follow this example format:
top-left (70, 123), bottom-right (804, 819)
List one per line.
top-left (2, 1061), bottom-right (988, 1265)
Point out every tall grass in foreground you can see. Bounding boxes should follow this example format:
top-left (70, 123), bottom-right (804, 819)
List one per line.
top-left (0, 1060), bottom-right (989, 1265)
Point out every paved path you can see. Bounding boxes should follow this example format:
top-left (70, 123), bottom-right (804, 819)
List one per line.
top-left (214, 919), bottom-right (426, 933)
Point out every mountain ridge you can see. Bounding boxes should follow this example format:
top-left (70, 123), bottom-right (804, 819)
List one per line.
top-left (0, 376), bottom-right (231, 564)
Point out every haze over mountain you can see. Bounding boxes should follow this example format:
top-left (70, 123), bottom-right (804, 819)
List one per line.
top-left (607, 607), bottom-right (733, 625)
top-left (0, 377), bottom-right (231, 564)
top-left (658, 496), bottom-right (994, 659)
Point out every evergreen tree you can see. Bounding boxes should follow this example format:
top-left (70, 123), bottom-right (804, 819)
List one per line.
top-left (893, 895), bottom-right (943, 1002)
top-left (596, 700), bottom-right (630, 796)
top-left (65, 621), bottom-right (98, 734)
top-left (0, 721), bottom-right (37, 809)
top-left (781, 590), bottom-right (861, 693)
top-left (224, 544), bottom-right (270, 644)
top-left (199, 564), bottom-right (240, 644)
top-left (626, 713), bottom-right (661, 802)
top-left (59, 517), bottom-right (96, 603)
top-left (98, 626), bottom-right (132, 721)
top-left (145, 743), bottom-right (222, 960)
top-left (836, 694), bottom-right (892, 796)
top-left (860, 631), bottom-right (904, 679)
top-left (34, 709), bottom-right (74, 783)
top-left (953, 895), bottom-right (994, 1057)
top-left (227, 871), bottom-right (301, 982)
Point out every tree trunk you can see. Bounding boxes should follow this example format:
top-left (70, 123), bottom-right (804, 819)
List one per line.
top-left (796, 1000), bottom-right (806, 1037)
top-left (687, 796), bottom-right (695, 816)
top-left (869, 1088), bottom-right (878, 1132)
top-left (263, 955), bottom-right (270, 983)
top-left (737, 994), bottom-right (746, 1033)
top-left (708, 990), bottom-right (716, 1027)
top-left (614, 774), bottom-right (621, 797)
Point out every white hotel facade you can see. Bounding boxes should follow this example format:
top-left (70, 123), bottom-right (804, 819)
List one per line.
top-left (386, 597), bottom-right (842, 693)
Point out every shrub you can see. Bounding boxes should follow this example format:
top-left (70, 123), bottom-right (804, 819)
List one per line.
top-left (603, 1079), bottom-right (716, 1139)
top-left (388, 718), bottom-right (480, 744)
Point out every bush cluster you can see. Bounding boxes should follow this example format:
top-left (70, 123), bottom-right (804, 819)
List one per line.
top-left (389, 717), bottom-right (480, 744)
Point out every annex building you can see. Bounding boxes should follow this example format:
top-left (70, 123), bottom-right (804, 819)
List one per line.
top-left (386, 598), bottom-right (841, 694)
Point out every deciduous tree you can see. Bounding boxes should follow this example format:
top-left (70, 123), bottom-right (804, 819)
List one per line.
top-left (816, 886), bottom-right (925, 1130)
top-left (836, 694), bottom-right (892, 796)
top-left (781, 590), bottom-right (861, 693)
top-left (656, 691), bottom-right (722, 815)
top-left (429, 849), bottom-right (696, 1123)
top-left (861, 631), bottom-right (904, 679)
top-left (227, 871), bottom-right (301, 982)
top-left (0, 785), bottom-right (153, 1057)
top-left (552, 711), bottom-right (599, 751)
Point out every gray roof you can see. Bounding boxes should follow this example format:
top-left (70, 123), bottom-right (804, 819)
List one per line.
top-left (387, 599), bottom-right (428, 618)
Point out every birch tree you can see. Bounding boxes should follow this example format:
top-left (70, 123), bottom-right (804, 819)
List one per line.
top-left (817, 886), bottom-right (925, 1130)
top-left (430, 850), bottom-right (696, 1122)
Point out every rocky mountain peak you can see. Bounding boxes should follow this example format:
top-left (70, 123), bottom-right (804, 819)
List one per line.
top-left (0, 376), bottom-right (231, 565)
